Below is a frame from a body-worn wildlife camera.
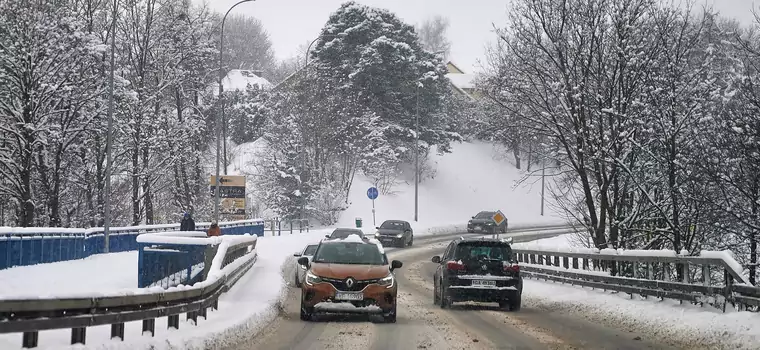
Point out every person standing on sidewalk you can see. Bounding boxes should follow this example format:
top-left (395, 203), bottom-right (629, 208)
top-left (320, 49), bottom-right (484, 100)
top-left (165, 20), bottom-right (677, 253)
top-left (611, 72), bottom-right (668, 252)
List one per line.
top-left (180, 212), bottom-right (195, 231)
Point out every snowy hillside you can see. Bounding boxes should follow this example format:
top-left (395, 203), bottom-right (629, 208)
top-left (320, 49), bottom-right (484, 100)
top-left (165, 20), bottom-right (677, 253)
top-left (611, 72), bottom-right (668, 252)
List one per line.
top-left (228, 140), bottom-right (564, 230)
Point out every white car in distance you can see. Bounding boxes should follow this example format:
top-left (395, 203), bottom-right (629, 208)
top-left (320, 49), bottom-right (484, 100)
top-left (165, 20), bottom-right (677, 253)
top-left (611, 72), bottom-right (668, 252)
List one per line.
top-left (293, 244), bottom-right (319, 287)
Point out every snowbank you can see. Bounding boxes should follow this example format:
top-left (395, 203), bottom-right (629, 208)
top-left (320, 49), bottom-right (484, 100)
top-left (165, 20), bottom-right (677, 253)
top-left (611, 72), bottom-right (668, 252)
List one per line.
top-left (524, 279), bottom-right (760, 349)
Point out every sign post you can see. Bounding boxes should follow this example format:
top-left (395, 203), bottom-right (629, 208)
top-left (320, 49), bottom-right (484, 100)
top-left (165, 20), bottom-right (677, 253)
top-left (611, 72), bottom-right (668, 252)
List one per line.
top-left (367, 187), bottom-right (379, 226)
top-left (210, 175), bottom-right (247, 221)
top-left (491, 210), bottom-right (507, 239)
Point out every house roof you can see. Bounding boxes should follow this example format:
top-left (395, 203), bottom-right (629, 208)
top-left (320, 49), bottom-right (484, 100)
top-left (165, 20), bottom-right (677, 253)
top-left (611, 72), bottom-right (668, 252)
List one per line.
top-left (214, 69), bottom-right (273, 95)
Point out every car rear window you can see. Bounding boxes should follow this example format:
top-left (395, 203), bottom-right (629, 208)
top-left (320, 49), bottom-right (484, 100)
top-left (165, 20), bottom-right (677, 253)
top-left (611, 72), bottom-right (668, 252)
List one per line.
top-left (331, 229), bottom-right (364, 238)
top-left (304, 245), bottom-right (318, 255)
top-left (455, 242), bottom-right (513, 261)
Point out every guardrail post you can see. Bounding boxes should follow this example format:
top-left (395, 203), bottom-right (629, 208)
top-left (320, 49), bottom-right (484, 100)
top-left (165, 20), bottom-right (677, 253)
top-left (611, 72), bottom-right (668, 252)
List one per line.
top-left (187, 308), bottom-right (199, 325)
top-left (111, 323), bottom-right (125, 340)
top-left (647, 262), bottom-right (653, 280)
top-left (277, 219), bottom-right (281, 236)
top-left (22, 332), bottom-right (38, 348)
top-left (199, 306), bottom-right (207, 319)
top-left (142, 319), bottom-right (155, 336)
top-left (168, 314), bottom-right (180, 329)
top-left (664, 263), bottom-right (671, 281)
top-left (702, 265), bottom-right (710, 286)
top-left (290, 220), bottom-right (293, 235)
top-left (212, 299), bottom-right (219, 310)
top-left (71, 327), bottom-right (86, 345)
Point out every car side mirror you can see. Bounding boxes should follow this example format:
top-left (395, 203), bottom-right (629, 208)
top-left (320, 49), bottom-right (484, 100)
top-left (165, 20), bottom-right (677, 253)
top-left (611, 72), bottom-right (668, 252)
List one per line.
top-left (293, 252), bottom-right (302, 257)
top-left (431, 256), bottom-right (441, 264)
top-left (297, 256), bottom-right (310, 267)
top-left (471, 216), bottom-right (475, 219)
top-left (324, 234), bottom-right (330, 239)
top-left (390, 260), bottom-right (403, 270)
top-left (375, 226), bottom-right (380, 229)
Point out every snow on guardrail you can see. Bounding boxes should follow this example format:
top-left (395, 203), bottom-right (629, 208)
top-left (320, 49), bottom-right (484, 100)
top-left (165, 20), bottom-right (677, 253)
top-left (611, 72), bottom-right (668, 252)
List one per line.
top-left (512, 241), bottom-right (752, 285)
top-left (0, 218), bottom-right (265, 236)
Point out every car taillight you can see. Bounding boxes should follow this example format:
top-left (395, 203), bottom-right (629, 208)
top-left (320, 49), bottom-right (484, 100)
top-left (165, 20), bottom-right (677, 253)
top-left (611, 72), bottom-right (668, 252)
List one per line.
top-left (503, 262), bottom-right (520, 273)
top-left (446, 261), bottom-right (466, 271)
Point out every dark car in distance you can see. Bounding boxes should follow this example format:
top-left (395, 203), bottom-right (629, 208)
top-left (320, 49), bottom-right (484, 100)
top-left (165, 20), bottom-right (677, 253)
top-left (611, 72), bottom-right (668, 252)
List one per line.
top-left (432, 237), bottom-right (522, 311)
top-left (467, 211), bottom-right (507, 234)
top-left (374, 220), bottom-right (414, 248)
top-left (325, 228), bottom-right (365, 240)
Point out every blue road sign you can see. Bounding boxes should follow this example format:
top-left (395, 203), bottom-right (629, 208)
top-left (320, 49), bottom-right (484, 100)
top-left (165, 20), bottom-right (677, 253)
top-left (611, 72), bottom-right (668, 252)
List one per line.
top-left (367, 187), bottom-right (379, 200)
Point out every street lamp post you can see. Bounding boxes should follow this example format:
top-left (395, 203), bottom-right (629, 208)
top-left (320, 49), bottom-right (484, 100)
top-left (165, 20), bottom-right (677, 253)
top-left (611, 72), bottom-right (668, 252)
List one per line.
top-left (415, 82), bottom-right (421, 222)
top-left (215, 0), bottom-right (255, 224)
top-left (103, 0), bottom-right (118, 252)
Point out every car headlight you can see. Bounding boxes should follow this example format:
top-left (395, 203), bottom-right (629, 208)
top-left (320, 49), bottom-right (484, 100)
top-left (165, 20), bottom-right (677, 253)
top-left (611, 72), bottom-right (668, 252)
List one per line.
top-left (378, 273), bottom-right (394, 288)
top-left (396, 233), bottom-right (403, 238)
top-left (374, 231), bottom-right (380, 237)
top-left (299, 264), bottom-right (307, 270)
top-left (468, 220), bottom-right (473, 224)
top-left (305, 271), bottom-right (322, 285)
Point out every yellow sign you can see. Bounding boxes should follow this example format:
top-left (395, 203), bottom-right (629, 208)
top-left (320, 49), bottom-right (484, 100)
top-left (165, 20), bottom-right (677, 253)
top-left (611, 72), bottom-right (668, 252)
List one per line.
top-left (492, 210), bottom-right (507, 225)
top-left (220, 198), bottom-right (245, 214)
top-left (209, 175), bottom-right (246, 187)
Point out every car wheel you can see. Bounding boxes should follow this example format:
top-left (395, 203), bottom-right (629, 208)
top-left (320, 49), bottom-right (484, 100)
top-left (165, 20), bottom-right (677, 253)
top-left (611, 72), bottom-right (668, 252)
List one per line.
top-left (383, 303), bottom-right (397, 323)
top-left (508, 292), bottom-right (522, 312)
top-left (300, 297), bottom-right (313, 321)
top-left (408, 234), bottom-right (413, 246)
top-left (439, 282), bottom-right (450, 309)
top-left (433, 280), bottom-right (440, 305)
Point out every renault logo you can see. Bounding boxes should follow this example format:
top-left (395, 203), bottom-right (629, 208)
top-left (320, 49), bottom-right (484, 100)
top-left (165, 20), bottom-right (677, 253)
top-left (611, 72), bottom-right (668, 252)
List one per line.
top-left (345, 277), bottom-right (355, 288)
top-left (481, 265), bottom-right (488, 271)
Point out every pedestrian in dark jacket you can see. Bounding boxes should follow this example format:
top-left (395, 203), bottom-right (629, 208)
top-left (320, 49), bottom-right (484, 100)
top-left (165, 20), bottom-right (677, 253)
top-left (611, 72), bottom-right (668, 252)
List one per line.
top-left (180, 212), bottom-right (196, 231)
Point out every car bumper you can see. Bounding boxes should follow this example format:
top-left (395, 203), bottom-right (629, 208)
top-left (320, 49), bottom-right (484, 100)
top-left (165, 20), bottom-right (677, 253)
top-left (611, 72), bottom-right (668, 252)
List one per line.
top-left (446, 285), bottom-right (520, 302)
top-left (301, 282), bottom-right (397, 311)
top-left (376, 235), bottom-right (403, 245)
top-left (467, 224), bottom-right (496, 232)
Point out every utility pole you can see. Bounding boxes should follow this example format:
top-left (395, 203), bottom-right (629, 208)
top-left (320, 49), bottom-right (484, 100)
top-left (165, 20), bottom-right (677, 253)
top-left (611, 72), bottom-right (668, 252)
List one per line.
top-left (540, 156), bottom-right (546, 216)
top-left (215, 0), bottom-right (255, 223)
top-left (104, 0), bottom-right (118, 253)
top-left (414, 82), bottom-right (421, 222)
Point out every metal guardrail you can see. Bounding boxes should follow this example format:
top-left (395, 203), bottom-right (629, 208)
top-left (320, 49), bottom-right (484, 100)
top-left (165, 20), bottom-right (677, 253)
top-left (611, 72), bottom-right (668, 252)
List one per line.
top-left (0, 237), bottom-right (258, 348)
top-left (265, 218), bottom-right (310, 236)
top-left (513, 247), bottom-right (760, 312)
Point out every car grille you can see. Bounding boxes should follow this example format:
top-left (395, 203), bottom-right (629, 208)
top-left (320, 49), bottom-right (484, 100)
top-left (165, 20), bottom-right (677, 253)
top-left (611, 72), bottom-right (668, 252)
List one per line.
top-left (323, 277), bottom-right (379, 291)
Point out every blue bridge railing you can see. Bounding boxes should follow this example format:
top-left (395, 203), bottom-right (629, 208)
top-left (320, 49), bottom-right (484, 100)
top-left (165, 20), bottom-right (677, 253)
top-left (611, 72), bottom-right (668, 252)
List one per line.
top-left (136, 232), bottom-right (258, 289)
top-left (0, 219), bottom-right (264, 270)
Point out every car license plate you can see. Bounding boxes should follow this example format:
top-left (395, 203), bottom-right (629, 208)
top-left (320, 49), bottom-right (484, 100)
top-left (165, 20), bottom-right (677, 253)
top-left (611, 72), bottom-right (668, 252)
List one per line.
top-left (474, 226), bottom-right (482, 231)
top-left (471, 280), bottom-right (496, 287)
top-left (335, 292), bottom-right (363, 301)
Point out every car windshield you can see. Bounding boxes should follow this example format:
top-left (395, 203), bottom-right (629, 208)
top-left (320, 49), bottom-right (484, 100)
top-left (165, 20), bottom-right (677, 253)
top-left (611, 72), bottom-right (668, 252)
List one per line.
top-left (475, 212), bottom-right (494, 219)
top-left (303, 245), bottom-right (318, 256)
top-left (455, 242), bottom-right (513, 262)
top-left (312, 242), bottom-right (387, 265)
top-left (330, 229), bottom-right (363, 239)
top-left (380, 221), bottom-right (404, 229)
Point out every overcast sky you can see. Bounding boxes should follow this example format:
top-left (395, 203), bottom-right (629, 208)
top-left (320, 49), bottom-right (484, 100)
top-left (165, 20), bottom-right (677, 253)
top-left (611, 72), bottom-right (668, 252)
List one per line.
top-left (197, 0), bottom-right (759, 74)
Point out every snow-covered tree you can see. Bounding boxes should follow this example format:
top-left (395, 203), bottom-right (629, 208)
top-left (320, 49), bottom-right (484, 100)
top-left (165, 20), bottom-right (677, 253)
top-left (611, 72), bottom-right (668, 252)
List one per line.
top-left (416, 15), bottom-right (452, 58)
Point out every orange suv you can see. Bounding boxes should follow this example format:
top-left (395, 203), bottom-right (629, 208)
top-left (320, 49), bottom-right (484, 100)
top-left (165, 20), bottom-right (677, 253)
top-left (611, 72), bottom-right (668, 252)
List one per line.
top-left (296, 235), bottom-right (403, 322)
